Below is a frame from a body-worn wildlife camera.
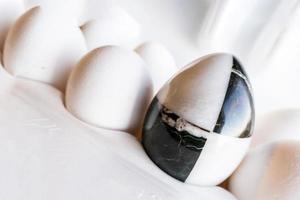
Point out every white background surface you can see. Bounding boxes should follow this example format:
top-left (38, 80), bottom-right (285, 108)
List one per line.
top-left (0, 0), bottom-right (300, 199)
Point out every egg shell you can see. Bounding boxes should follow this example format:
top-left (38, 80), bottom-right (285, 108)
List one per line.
top-left (229, 141), bottom-right (300, 200)
top-left (136, 41), bottom-right (178, 94)
top-left (65, 46), bottom-right (152, 134)
top-left (3, 6), bottom-right (87, 91)
top-left (0, 0), bottom-right (24, 51)
top-left (251, 109), bottom-right (300, 148)
top-left (81, 7), bottom-right (141, 50)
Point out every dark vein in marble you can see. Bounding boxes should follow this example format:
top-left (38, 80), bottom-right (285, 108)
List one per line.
top-left (142, 98), bottom-right (206, 182)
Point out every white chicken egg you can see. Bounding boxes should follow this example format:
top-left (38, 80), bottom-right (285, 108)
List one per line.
top-left (251, 109), bottom-right (300, 148)
top-left (65, 45), bottom-right (152, 135)
top-left (81, 6), bottom-right (141, 50)
top-left (229, 140), bottom-right (300, 200)
top-left (136, 41), bottom-right (178, 94)
top-left (0, 0), bottom-right (24, 51)
top-left (3, 6), bottom-right (87, 91)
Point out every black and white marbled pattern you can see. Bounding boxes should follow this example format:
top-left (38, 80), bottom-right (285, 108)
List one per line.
top-left (142, 54), bottom-right (254, 185)
top-left (142, 98), bottom-right (207, 182)
top-left (213, 58), bottom-right (254, 138)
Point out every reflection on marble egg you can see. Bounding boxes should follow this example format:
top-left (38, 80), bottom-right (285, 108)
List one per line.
top-left (142, 53), bottom-right (255, 186)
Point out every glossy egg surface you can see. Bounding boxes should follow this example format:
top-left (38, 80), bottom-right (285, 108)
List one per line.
top-left (142, 53), bottom-right (254, 185)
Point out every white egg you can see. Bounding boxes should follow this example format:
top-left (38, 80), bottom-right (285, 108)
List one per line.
top-left (136, 41), bottom-right (178, 94)
top-left (251, 109), bottom-right (300, 148)
top-left (65, 46), bottom-right (152, 135)
top-left (229, 141), bottom-right (300, 200)
top-left (0, 0), bottom-right (24, 51)
top-left (23, 0), bottom-right (85, 24)
top-left (81, 6), bottom-right (141, 50)
top-left (3, 6), bottom-right (87, 91)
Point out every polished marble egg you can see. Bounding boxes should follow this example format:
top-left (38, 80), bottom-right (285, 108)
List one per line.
top-left (142, 53), bottom-right (255, 186)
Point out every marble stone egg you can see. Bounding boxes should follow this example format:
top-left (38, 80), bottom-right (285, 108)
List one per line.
top-left (142, 53), bottom-right (255, 186)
